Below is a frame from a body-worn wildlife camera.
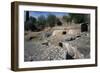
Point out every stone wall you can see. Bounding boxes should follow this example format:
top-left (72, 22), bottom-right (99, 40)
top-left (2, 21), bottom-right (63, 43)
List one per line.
top-left (51, 25), bottom-right (81, 37)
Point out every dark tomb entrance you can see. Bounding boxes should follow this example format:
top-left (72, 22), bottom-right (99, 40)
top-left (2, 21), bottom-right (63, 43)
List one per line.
top-left (81, 23), bottom-right (88, 32)
top-left (62, 31), bottom-right (66, 35)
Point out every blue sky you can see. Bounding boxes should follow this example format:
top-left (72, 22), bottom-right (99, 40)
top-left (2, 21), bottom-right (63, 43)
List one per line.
top-left (25, 11), bottom-right (68, 18)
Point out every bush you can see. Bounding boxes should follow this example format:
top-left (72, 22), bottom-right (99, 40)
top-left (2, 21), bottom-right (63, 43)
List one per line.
top-left (37, 15), bottom-right (46, 30)
top-left (25, 16), bottom-right (37, 31)
top-left (47, 14), bottom-right (57, 27)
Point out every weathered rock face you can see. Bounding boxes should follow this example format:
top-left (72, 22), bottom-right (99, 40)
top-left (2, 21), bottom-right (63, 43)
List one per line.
top-left (51, 25), bottom-right (81, 38)
top-left (62, 42), bottom-right (84, 59)
top-left (51, 29), bottom-right (81, 39)
top-left (24, 41), bottom-right (66, 61)
top-left (24, 26), bottom-right (90, 61)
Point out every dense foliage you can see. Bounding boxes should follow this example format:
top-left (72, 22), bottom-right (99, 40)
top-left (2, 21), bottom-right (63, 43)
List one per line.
top-left (63, 13), bottom-right (90, 24)
top-left (25, 12), bottom-right (90, 31)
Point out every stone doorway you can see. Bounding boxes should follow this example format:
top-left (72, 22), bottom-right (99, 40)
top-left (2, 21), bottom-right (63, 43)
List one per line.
top-left (81, 23), bottom-right (88, 32)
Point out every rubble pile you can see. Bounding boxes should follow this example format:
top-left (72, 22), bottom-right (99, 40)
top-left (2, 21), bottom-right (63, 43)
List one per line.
top-left (24, 30), bottom-right (90, 61)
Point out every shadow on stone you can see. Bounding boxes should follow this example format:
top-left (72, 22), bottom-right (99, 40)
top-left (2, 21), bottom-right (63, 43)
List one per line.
top-left (66, 52), bottom-right (74, 59)
top-left (59, 42), bottom-right (63, 47)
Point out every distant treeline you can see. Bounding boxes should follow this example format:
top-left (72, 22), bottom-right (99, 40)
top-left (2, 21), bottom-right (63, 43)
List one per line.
top-left (25, 11), bottom-right (90, 31)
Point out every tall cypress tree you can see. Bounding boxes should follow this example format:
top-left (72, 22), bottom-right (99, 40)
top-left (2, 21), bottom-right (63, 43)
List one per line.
top-left (26, 11), bottom-right (29, 21)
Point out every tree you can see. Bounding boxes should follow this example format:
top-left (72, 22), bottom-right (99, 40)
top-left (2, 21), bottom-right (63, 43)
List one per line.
top-left (62, 15), bottom-right (72, 25)
top-left (68, 13), bottom-right (90, 24)
top-left (62, 13), bottom-right (90, 24)
top-left (25, 11), bottom-right (29, 21)
top-left (37, 15), bottom-right (46, 30)
top-left (25, 16), bottom-right (37, 31)
top-left (47, 14), bottom-right (57, 27)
